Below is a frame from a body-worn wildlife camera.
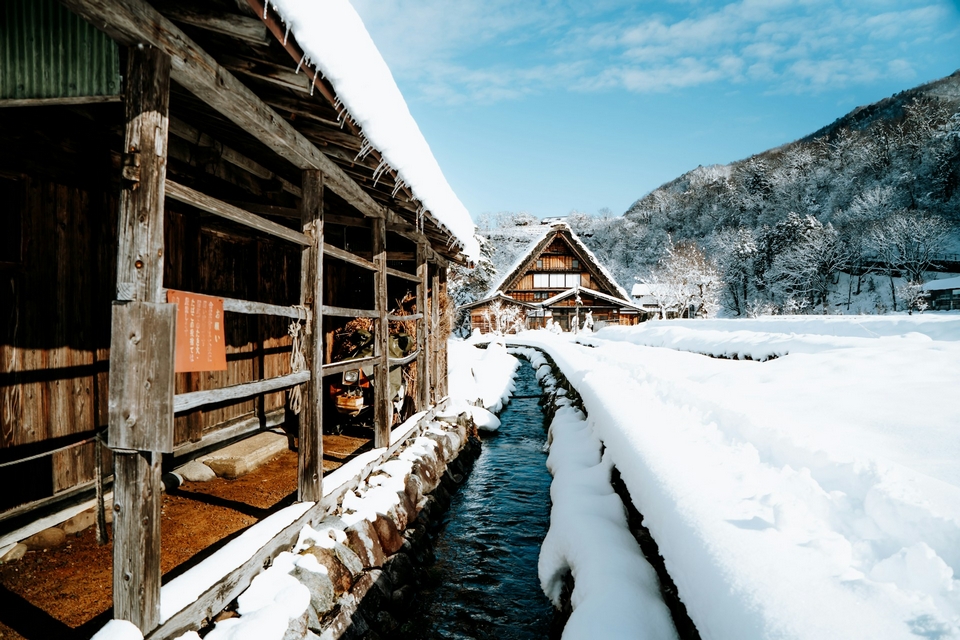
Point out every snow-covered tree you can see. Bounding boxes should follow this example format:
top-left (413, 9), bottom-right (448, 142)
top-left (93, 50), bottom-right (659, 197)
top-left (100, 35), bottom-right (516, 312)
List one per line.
top-left (482, 299), bottom-right (526, 335)
top-left (868, 210), bottom-right (949, 309)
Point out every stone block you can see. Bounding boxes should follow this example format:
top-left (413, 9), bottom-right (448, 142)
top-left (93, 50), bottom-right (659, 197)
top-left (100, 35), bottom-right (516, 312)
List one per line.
top-left (294, 564), bottom-right (336, 617)
top-left (0, 543), bottom-right (27, 563)
top-left (175, 459), bottom-right (217, 482)
top-left (201, 432), bottom-right (289, 479)
top-left (344, 519), bottom-right (386, 569)
top-left (22, 527), bottom-right (66, 551)
top-left (301, 546), bottom-right (353, 596)
top-left (61, 509), bottom-right (96, 535)
top-left (371, 513), bottom-right (404, 556)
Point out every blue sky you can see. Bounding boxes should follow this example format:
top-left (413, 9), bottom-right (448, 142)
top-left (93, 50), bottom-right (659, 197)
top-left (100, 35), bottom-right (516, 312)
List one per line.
top-left (351, 0), bottom-right (960, 220)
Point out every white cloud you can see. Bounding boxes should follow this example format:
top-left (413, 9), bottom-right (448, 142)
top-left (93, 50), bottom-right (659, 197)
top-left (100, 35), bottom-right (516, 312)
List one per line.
top-left (349, 0), bottom-right (960, 102)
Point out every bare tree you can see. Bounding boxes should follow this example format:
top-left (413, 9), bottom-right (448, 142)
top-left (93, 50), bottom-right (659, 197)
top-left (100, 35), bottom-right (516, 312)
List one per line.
top-left (643, 239), bottom-right (722, 318)
top-left (868, 210), bottom-right (949, 309)
top-left (482, 299), bottom-right (526, 335)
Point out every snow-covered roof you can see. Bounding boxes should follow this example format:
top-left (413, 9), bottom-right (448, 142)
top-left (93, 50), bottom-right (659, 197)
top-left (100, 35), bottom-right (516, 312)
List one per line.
top-left (923, 276), bottom-right (960, 291)
top-left (486, 225), bottom-right (553, 295)
top-left (486, 223), bottom-right (630, 301)
top-left (631, 283), bottom-right (651, 297)
top-left (541, 286), bottom-right (643, 310)
top-left (265, 0), bottom-right (479, 263)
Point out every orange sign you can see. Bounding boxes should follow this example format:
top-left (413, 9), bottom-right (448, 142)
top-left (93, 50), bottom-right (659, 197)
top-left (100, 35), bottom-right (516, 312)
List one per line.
top-left (167, 289), bottom-right (227, 373)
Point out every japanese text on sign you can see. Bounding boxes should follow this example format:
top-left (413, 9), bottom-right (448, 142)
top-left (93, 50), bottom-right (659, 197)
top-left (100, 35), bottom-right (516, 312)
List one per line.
top-left (167, 289), bottom-right (227, 373)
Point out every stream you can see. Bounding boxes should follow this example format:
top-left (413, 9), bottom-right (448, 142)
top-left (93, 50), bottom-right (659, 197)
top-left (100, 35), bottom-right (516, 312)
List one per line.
top-left (391, 361), bottom-right (555, 639)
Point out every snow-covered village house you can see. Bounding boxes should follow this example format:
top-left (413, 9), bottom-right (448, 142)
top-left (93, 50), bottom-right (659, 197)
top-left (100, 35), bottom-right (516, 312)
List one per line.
top-left (0, 0), bottom-right (477, 636)
top-left (462, 223), bottom-right (649, 333)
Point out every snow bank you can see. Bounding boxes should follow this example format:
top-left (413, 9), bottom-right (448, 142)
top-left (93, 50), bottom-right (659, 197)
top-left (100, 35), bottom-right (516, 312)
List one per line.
top-left (90, 620), bottom-right (143, 640)
top-left (593, 314), bottom-right (960, 360)
top-left (533, 365), bottom-right (676, 639)
top-left (512, 327), bottom-right (960, 639)
top-left (447, 339), bottom-right (520, 413)
top-left (265, 0), bottom-right (478, 263)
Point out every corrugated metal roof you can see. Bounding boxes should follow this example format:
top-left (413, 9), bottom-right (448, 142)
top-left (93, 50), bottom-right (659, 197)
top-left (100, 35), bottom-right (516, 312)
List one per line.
top-left (1, 0), bottom-right (120, 100)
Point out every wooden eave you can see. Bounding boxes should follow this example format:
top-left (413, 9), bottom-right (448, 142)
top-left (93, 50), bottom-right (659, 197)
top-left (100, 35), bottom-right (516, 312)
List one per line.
top-left (60, 0), bottom-right (466, 264)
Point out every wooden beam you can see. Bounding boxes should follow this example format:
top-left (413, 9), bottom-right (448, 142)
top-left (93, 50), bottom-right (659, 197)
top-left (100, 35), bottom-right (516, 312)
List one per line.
top-left (322, 243), bottom-right (376, 271)
top-left (219, 54), bottom-right (311, 94)
top-left (160, 5), bottom-right (269, 45)
top-left (298, 169), bottom-right (324, 503)
top-left (373, 218), bottom-right (390, 448)
top-left (173, 371), bottom-right (310, 413)
top-left (110, 45), bottom-right (172, 633)
top-left (225, 202), bottom-right (300, 220)
top-left (169, 116), bottom-right (301, 197)
top-left (416, 244), bottom-right (429, 410)
top-left (59, 0), bottom-right (389, 223)
top-left (321, 305), bottom-right (378, 319)
top-left (437, 267), bottom-right (449, 398)
top-left (321, 355), bottom-right (379, 378)
top-left (0, 95), bottom-right (121, 108)
top-left (166, 181), bottom-right (310, 246)
top-left (385, 266), bottom-right (420, 283)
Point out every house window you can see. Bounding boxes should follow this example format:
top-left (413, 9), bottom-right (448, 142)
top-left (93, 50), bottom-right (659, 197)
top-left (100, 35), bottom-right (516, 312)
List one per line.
top-left (534, 273), bottom-right (582, 288)
top-left (571, 259), bottom-right (579, 269)
top-left (536, 259), bottom-right (543, 269)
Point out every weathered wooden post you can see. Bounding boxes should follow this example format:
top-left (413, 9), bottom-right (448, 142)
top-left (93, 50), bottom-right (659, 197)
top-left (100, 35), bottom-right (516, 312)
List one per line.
top-left (298, 169), bottom-right (324, 502)
top-left (430, 262), bottom-right (440, 405)
top-left (437, 266), bottom-right (448, 399)
top-left (416, 243), bottom-right (430, 410)
top-left (373, 217), bottom-right (390, 447)
top-left (108, 44), bottom-right (174, 633)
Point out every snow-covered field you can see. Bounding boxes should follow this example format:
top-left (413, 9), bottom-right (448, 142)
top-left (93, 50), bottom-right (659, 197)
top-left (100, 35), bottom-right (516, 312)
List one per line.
top-left (511, 316), bottom-right (960, 639)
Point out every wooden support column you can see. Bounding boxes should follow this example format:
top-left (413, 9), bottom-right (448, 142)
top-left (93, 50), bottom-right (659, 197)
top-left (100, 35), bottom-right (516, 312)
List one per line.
top-left (373, 218), bottom-right (390, 448)
top-left (298, 170), bottom-right (324, 502)
top-left (430, 262), bottom-right (440, 405)
top-left (109, 45), bottom-right (173, 633)
top-left (416, 243), bottom-right (429, 410)
top-left (437, 267), bottom-right (448, 399)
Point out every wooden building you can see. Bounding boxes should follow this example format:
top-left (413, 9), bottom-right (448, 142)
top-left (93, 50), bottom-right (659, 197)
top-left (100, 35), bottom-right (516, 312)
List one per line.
top-left (463, 223), bottom-right (648, 332)
top-left (0, 0), bottom-right (474, 635)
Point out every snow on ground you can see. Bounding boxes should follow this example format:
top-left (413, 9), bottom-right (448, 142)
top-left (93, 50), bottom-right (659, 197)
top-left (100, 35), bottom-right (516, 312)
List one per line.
top-left (511, 347), bottom-right (677, 640)
top-left (591, 314), bottom-right (960, 361)
top-left (265, 0), bottom-right (478, 262)
top-left (448, 338), bottom-right (520, 414)
top-left (510, 320), bottom-right (960, 639)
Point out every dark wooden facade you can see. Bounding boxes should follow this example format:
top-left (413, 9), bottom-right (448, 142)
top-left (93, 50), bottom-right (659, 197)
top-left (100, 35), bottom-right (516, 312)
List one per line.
top-left (0, 0), bottom-right (461, 635)
top-left (465, 224), bottom-right (646, 332)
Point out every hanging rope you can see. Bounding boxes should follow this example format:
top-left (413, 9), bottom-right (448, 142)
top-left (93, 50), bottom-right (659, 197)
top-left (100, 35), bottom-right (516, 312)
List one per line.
top-left (94, 432), bottom-right (108, 545)
top-left (287, 305), bottom-right (310, 415)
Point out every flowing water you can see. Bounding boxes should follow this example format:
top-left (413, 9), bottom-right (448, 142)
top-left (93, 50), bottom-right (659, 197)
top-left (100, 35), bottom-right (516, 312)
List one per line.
top-left (392, 361), bottom-right (554, 639)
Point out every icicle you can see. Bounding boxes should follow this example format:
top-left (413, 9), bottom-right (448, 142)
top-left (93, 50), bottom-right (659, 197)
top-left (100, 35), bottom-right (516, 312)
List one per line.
top-left (391, 179), bottom-right (406, 198)
top-left (283, 23), bottom-right (290, 45)
top-left (295, 54), bottom-right (306, 74)
top-left (355, 140), bottom-right (373, 163)
top-left (372, 160), bottom-right (390, 187)
top-left (309, 73), bottom-right (316, 96)
top-left (263, 2), bottom-right (268, 19)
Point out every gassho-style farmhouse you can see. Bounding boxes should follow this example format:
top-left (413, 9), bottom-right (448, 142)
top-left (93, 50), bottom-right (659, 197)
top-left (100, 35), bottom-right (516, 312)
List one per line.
top-left (461, 223), bottom-right (649, 333)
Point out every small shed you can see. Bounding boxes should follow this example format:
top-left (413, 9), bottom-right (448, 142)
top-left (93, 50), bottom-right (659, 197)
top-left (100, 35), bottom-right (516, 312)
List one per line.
top-left (922, 276), bottom-right (960, 310)
top-left (464, 223), bottom-right (648, 332)
top-left (0, 0), bottom-right (476, 635)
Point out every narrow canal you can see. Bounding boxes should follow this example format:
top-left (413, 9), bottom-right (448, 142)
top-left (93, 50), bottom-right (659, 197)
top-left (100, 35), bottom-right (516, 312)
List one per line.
top-left (391, 361), bottom-right (555, 639)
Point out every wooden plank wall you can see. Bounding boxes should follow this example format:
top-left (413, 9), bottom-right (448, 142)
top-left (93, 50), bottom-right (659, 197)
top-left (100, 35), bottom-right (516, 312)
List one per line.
top-left (0, 175), bottom-right (117, 509)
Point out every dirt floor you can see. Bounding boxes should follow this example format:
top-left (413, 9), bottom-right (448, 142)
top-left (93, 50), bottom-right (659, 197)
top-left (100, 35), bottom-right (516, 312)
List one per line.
top-left (0, 431), bottom-right (372, 640)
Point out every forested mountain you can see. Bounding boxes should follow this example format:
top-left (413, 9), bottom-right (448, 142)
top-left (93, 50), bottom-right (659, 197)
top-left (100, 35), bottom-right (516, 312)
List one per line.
top-left (617, 70), bottom-right (960, 315)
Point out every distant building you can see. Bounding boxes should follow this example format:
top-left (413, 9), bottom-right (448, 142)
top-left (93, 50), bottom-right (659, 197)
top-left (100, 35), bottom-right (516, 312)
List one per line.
top-left (462, 223), bottom-right (649, 332)
top-left (923, 276), bottom-right (960, 310)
